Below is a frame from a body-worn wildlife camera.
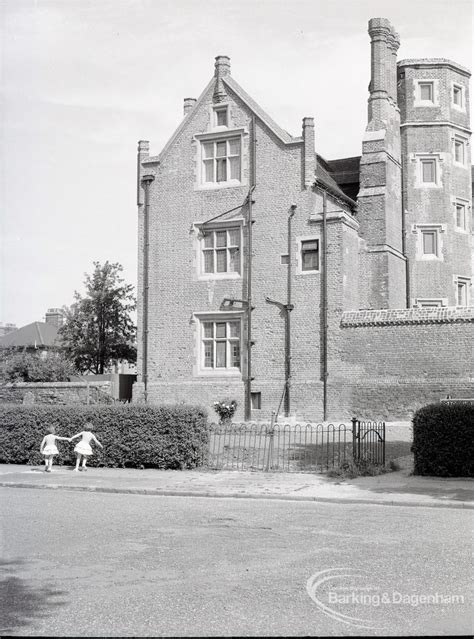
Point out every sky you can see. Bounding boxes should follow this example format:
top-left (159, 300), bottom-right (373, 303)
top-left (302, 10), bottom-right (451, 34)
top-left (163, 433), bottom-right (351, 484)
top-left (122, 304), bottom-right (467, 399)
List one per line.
top-left (1, 0), bottom-right (473, 327)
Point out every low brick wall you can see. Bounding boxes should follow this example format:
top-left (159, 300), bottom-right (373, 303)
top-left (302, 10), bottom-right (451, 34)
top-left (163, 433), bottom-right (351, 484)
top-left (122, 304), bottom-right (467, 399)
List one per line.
top-left (334, 307), bottom-right (474, 419)
top-left (0, 382), bottom-right (113, 405)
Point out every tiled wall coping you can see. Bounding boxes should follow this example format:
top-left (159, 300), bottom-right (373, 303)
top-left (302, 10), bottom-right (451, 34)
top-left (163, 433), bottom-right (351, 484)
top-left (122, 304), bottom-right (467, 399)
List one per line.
top-left (341, 307), bottom-right (474, 327)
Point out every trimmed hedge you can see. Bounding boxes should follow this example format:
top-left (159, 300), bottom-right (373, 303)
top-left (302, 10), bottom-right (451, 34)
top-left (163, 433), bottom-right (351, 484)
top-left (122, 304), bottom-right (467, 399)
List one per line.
top-left (0, 404), bottom-right (209, 469)
top-left (412, 403), bottom-right (474, 477)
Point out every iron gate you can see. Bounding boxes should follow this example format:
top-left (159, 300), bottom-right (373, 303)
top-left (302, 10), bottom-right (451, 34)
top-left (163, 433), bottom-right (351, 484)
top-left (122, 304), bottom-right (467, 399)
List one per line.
top-left (206, 419), bottom-right (385, 472)
top-left (351, 418), bottom-right (386, 466)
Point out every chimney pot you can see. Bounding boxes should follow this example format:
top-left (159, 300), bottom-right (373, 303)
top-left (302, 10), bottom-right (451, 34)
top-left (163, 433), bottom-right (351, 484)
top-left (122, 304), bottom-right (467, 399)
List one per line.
top-left (138, 140), bottom-right (150, 153)
top-left (214, 55), bottom-right (231, 78)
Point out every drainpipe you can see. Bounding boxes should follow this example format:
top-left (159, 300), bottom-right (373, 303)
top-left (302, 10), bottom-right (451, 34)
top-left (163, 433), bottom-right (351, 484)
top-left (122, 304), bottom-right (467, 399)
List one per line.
top-left (285, 205), bottom-right (296, 417)
top-left (322, 189), bottom-right (328, 421)
top-left (141, 174), bottom-right (155, 402)
top-left (401, 163), bottom-right (410, 308)
top-left (244, 117), bottom-right (257, 421)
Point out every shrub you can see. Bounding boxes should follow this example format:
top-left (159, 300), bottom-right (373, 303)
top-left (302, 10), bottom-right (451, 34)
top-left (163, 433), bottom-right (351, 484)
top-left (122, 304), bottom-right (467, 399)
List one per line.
top-left (326, 456), bottom-right (388, 479)
top-left (0, 404), bottom-right (209, 469)
top-left (412, 402), bottom-right (474, 477)
top-left (213, 399), bottom-right (237, 423)
top-left (0, 349), bottom-right (77, 383)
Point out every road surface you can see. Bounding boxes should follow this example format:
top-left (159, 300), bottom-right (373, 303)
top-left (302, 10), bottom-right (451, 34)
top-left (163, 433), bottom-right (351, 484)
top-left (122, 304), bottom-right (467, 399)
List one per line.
top-left (1, 488), bottom-right (472, 636)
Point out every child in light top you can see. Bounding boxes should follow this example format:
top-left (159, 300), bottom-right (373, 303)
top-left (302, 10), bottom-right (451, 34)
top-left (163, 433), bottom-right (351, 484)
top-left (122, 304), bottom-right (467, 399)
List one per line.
top-left (40, 426), bottom-right (70, 472)
top-left (69, 422), bottom-right (103, 471)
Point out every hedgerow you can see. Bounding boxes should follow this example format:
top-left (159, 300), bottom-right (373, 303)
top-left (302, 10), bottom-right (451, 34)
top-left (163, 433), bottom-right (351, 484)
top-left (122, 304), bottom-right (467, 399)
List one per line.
top-left (412, 402), bottom-right (474, 477)
top-left (0, 404), bottom-right (209, 469)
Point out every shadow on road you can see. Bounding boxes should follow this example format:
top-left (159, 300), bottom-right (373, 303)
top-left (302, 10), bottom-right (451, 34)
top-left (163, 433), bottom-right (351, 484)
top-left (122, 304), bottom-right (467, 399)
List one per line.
top-left (0, 559), bottom-right (68, 634)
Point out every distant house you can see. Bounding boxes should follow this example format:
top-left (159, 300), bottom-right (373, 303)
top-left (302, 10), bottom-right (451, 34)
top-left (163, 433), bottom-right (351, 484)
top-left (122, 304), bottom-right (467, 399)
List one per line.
top-left (0, 321), bottom-right (60, 352)
top-left (0, 323), bottom-right (17, 337)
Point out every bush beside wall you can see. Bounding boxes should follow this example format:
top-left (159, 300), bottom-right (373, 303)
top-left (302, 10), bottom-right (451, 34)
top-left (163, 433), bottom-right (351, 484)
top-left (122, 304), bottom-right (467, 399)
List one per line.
top-left (412, 403), bottom-right (474, 477)
top-left (0, 404), bottom-right (209, 469)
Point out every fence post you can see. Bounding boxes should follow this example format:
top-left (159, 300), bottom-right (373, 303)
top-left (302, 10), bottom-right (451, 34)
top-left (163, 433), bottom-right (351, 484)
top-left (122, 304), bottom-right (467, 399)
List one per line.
top-left (265, 411), bottom-right (275, 472)
top-left (351, 416), bottom-right (358, 462)
top-left (382, 422), bottom-right (386, 465)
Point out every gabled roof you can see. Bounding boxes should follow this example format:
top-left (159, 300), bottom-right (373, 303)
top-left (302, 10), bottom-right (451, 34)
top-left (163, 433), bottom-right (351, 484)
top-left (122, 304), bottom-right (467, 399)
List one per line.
top-left (143, 58), bottom-right (355, 210)
top-left (143, 78), bottom-right (215, 166)
top-left (144, 65), bottom-right (303, 167)
top-left (0, 322), bottom-right (60, 348)
top-left (222, 76), bottom-right (301, 145)
top-left (316, 155), bottom-right (357, 208)
top-left (327, 156), bottom-right (361, 184)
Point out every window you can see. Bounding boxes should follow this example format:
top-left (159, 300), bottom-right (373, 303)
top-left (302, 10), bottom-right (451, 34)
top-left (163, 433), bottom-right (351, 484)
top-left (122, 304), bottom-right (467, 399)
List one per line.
top-left (422, 230), bottom-right (437, 256)
top-left (415, 79), bottom-right (437, 106)
top-left (455, 201), bottom-right (468, 231)
top-left (419, 82), bottom-right (433, 102)
top-left (202, 319), bottom-right (241, 370)
top-left (413, 224), bottom-right (445, 261)
top-left (202, 138), bottom-right (241, 184)
top-left (455, 279), bottom-right (470, 306)
top-left (421, 158), bottom-right (436, 183)
top-left (251, 392), bottom-right (262, 410)
top-left (280, 254), bottom-right (289, 265)
top-left (413, 153), bottom-right (443, 188)
top-left (214, 106), bottom-right (228, 127)
top-left (201, 227), bottom-right (241, 275)
top-left (452, 84), bottom-right (464, 109)
top-left (301, 240), bottom-right (319, 271)
top-left (453, 137), bottom-right (466, 165)
top-left (415, 299), bottom-right (446, 308)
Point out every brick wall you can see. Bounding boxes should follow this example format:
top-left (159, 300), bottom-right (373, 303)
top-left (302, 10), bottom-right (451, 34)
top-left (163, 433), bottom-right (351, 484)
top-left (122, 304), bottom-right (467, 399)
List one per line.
top-left (330, 307), bottom-right (474, 419)
top-left (0, 382), bottom-right (113, 405)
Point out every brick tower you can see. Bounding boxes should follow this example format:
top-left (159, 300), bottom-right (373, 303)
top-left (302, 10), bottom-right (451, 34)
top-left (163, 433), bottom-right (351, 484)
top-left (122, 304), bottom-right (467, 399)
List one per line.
top-left (398, 58), bottom-right (472, 307)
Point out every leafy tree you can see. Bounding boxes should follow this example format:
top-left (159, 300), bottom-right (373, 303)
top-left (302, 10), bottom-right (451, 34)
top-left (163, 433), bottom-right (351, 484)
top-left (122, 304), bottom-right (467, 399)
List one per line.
top-left (0, 349), bottom-right (78, 383)
top-left (59, 261), bottom-right (136, 374)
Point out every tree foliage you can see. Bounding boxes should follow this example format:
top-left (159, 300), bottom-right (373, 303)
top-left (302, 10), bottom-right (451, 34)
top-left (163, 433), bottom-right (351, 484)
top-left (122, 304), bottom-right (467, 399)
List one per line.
top-left (59, 262), bottom-right (136, 374)
top-left (0, 349), bottom-right (77, 383)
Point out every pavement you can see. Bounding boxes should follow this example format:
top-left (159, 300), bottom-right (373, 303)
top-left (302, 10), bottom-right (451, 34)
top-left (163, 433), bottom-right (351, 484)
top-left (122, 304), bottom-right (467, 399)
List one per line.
top-left (1, 463), bottom-right (473, 509)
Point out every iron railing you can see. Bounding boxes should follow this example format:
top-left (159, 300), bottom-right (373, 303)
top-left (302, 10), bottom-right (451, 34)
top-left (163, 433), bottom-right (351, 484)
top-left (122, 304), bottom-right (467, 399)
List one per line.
top-left (205, 418), bottom-right (386, 472)
top-left (206, 421), bottom-right (352, 472)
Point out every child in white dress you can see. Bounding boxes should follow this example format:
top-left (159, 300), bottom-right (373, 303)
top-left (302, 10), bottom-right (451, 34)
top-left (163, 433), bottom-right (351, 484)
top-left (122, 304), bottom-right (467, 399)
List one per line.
top-left (69, 422), bottom-right (103, 471)
top-left (40, 427), bottom-right (70, 472)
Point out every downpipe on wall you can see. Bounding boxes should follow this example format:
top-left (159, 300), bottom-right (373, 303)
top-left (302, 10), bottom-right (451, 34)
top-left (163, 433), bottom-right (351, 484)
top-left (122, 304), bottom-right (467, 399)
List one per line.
top-left (141, 174), bottom-right (155, 402)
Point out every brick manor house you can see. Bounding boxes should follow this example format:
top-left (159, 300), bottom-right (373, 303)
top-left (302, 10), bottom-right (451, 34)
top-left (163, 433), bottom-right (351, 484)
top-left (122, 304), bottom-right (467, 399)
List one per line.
top-left (134, 18), bottom-right (473, 420)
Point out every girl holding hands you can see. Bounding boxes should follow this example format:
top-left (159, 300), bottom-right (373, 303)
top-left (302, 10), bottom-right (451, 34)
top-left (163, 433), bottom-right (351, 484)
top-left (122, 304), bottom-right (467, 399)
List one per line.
top-left (69, 422), bottom-right (103, 471)
top-left (40, 427), bottom-right (71, 472)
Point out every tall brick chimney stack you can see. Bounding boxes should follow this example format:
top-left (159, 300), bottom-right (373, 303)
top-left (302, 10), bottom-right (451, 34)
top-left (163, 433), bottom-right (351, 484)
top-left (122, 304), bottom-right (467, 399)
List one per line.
top-left (387, 29), bottom-right (400, 103)
top-left (302, 117), bottom-right (316, 188)
top-left (137, 140), bottom-right (149, 206)
top-left (183, 97), bottom-right (197, 116)
top-left (214, 55), bottom-right (230, 102)
top-left (367, 18), bottom-right (399, 126)
top-left (357, 18), bottom-right (405, 310)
